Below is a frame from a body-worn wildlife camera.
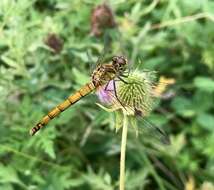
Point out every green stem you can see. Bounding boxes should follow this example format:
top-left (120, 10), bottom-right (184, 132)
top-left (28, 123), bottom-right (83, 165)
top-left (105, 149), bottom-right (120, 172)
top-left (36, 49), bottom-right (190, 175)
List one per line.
top-left (119, 114), bottom-right (128, 190)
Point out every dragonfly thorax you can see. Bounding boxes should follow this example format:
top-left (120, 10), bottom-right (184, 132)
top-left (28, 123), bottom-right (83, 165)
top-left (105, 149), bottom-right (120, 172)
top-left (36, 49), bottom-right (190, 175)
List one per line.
top-left (92, 64), bottom-right (115, 87)
top-left (92, 56), bottom-right (128, 87)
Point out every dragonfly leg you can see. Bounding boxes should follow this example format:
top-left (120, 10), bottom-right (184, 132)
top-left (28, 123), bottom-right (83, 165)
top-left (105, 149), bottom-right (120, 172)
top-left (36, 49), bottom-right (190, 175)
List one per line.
top-left (117, 76), bottom-right (129, 84)
top-left (118, 75), bottom-right (145, 87)
top-left (113, 80), bottom-right (127, 110)
top-left (120, 68), bottom-right (131, 78)
top-left (120, 73), bottom-right (129, 78)
top-left (104, 81), bottom-right (112, 91)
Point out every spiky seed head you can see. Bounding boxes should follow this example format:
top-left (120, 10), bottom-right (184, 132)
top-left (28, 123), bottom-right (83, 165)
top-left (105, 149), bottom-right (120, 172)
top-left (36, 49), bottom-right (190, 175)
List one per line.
top-left (96, 70), bottom-right (157, 116)
top-left (114, 70), bottom-right (156, 116)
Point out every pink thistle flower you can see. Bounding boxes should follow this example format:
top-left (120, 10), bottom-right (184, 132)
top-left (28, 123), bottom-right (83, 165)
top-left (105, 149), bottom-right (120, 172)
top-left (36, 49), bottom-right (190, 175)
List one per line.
top-left (96, 80), bottom-right (115, 105)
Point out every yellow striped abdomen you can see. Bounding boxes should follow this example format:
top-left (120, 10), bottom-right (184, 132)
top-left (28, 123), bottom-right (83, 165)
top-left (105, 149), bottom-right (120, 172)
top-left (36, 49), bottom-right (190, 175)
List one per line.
top-left (30, 82), bottom-right (95, 136)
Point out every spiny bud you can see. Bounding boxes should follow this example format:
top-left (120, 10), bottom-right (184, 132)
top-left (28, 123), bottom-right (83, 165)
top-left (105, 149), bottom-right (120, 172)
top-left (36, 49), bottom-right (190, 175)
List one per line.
top-left (115, 70), bottom-right (156, 116)
top-left (44, 33), bottom-right (63, 54)
top-left (91, 3), bottom-right (116, 37)
top-left (96, 70), bottom-right (169, 135)
top-left (96, 70), bottom-right (157, 116)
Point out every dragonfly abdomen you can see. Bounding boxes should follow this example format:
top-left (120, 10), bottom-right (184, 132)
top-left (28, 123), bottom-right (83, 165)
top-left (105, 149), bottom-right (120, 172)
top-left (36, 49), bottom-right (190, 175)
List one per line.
top-left (30, 82), bottom-right (95, 136)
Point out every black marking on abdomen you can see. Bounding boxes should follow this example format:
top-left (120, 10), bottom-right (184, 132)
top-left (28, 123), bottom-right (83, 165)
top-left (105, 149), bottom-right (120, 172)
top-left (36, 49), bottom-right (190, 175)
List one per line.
top-left (78, 91), bottom-right (84, 97)
top-left (47, 113), bottom-right (54, 119)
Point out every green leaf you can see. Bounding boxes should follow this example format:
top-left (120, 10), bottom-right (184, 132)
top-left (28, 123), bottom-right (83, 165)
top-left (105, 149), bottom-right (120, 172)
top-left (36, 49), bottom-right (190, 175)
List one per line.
top-left (0, 164), bottom-right (21, 185)
top-left (171, 97), bottom-right (195, 117)
top-left (194, 77), bottom-right (214, 93)
top-left (0, 184), bottom-right (13, 190)
top-left (72, 68), bottom-right (90, 86)
top-left (1, 55), bottom-right (18, 69)
top-left (28, 128), bottom-right (56, 159)
top-left (192, 91), bottom-right (213, 113)
top-left (196, 113), bottom-right (214, 131)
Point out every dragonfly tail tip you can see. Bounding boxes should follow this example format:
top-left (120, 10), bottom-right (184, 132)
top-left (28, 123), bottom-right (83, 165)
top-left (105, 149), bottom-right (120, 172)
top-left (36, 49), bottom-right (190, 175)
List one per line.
top-left (29, 128), bottom-right (37, 136)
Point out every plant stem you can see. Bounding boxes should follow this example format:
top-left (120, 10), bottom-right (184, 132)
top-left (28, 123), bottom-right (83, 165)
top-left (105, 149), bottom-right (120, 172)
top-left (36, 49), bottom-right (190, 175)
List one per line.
top-left (120, 114), bottom-right (128, 190)
top-left (150, 13), bottom-right (214, 30)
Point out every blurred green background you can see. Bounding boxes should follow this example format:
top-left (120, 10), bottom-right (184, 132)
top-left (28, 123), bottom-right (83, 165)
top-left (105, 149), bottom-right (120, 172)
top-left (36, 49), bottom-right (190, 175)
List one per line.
top-left (0, 0), bottom-right (214, 189)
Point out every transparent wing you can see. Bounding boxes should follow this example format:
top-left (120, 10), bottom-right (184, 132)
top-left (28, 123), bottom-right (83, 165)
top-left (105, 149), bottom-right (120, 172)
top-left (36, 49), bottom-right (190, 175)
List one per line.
top-left (132, 114), bottom-right (170, 145)
top-left (95, 31), bottom-right (112, 66)
top-left (87, 49), bottom-right (96, 73)
top-left (87, 32), bottom-right (112, 74)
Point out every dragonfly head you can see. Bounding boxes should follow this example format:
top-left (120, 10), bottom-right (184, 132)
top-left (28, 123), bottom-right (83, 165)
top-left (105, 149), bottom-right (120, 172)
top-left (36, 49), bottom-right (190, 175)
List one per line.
top-left (112, 56), bottom-right (127, 72)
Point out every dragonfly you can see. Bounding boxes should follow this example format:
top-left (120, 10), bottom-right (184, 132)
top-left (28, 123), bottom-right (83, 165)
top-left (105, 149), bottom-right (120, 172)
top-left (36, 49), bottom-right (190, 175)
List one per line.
top-left (30, 49), bottom-right (170, 145)
top-left (30, 55), bottom-right (129, 135)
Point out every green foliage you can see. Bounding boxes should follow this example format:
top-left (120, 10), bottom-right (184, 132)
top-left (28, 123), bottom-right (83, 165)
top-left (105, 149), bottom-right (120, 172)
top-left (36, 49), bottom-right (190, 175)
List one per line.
top-left (0, 0), bottom-right (214, 189)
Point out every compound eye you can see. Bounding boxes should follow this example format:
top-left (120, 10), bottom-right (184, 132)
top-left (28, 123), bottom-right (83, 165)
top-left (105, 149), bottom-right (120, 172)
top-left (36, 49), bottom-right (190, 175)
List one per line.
top-left (119, 57), bottom-right (126, 65)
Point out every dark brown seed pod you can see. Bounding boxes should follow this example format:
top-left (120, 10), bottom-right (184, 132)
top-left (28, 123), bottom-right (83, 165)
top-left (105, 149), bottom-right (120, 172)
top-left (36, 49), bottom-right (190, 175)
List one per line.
top-left (44, 33), bottom-right (63, 54)
top-left (91, 3), bottom-right (116, 37)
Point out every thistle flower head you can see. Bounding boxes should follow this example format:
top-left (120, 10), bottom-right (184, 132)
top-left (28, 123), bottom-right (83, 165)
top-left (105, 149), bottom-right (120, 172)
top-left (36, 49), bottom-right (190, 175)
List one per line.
top-left (97, 70), bottom-right (156, 116)
top-left (96, 69), bottom-right (173, 143)
top-left (116, 70), bottom-right (156, 116)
